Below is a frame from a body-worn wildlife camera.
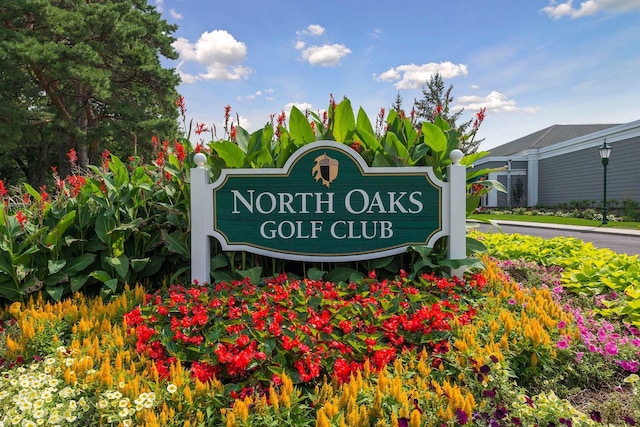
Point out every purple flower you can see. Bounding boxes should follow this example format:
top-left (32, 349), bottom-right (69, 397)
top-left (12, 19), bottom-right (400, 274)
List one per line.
top-left (557, 338), bottom-right (569, 350)
top-left (456, 409), bottom-right (469, 425)
top-left (590, 410), bottom-right (602, 423)
top-left (483, 389), bottom-right (497, 398)
top-left (494, 407), bottom-right (507, 420)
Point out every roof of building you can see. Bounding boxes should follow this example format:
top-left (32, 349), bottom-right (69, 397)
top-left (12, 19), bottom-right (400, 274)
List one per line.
top-left (488, 124), bottom-right (621, 157)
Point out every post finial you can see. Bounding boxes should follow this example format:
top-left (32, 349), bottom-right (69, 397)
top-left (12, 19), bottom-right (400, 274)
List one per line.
top-left (450, 149), bottom-right (464, 165)
top-left (194, 152), bottom-right (207, 168)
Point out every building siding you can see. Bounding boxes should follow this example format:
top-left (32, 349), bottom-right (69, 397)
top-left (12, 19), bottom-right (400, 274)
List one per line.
top-left (538, 136), bottom-right (640, 206)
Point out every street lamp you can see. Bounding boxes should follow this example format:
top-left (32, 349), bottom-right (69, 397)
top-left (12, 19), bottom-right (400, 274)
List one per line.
top-left (598, 139), bottom-right (612, 225)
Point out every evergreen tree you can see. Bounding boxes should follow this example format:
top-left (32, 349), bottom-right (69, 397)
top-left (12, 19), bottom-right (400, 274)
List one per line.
top-left (0, 0), bottom-right (181, 185)
top-left (413, 73), bottom-right (484, 154)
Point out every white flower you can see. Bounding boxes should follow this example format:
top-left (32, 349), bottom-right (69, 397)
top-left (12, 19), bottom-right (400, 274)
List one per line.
top-left (166, 383), bottom-right (178, 394)
top-left (18, 400), bottom-right (32, 412)
top-left (48, 412), bottom-right (61, 424)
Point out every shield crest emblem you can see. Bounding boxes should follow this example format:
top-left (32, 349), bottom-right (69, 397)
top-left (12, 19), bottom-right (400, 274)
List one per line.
top-left (311, 153), bottom-right (339, 187)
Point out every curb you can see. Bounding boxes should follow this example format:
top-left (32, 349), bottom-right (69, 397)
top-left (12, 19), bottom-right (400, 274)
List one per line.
top-left (467, 219), bottom-right (640, 238)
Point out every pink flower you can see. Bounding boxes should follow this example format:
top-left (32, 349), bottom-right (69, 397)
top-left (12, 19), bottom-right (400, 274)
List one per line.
top-left (575, 352), bottom-right (584, 363)
top-left (605, 342), bottom-right (619, 356)
top-left (557, 320), bottom-right (567, 330)
top-left (617, 359), bottom-right (639, 372)
top-left (557, 338), bottom-right (569, 350)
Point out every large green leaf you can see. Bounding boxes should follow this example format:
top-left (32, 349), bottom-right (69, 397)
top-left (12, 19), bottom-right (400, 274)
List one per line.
top-left (70, 274), bottom-right (90, 293)
top-left (48, 259), bottom-right (66, 275)
top-left (421, 122), bottom-right (447, 155)
top-left (108, 154), bottom-right (129, 187)
top-left (166, 231), bottom-right (190, 258)
top-left (106, 255), bottom-right (129, 280)
top-left (325, 267), bottom-right (359, 283)
top-left (354, 128), bottom-right (381, 152)
top-left (45, 210), bottom-right (76, 247)
top-left (372, 152), bottom-right (392, 167)
top-left (332, 99), bottom-right (355, 142)
top-left (289, 106), bottom-right (316, 144)
top-left (236, 266), bottom-right (262, 285)
top-left (383, 133), bottom-right (411, 166)
top-left (95, 212), bottom-right (115, 244)
top-left (46, 285), bottom-right (64, 302)
top-left (356, 107), bottom-right (375, 136)
top-left (211, 141), bottom-right (247, 168)
top-left (130, 257), bottom-right (150, 273)
top-left (235, 126), bottom-right (251, 153)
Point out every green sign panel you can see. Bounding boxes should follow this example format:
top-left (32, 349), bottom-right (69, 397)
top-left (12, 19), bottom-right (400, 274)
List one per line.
top-left (210, 141), bottom-right (444, 261)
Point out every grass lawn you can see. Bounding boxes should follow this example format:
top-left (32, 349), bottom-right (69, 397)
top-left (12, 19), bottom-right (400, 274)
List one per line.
top-left (469, 213), bottom-right (640, 230)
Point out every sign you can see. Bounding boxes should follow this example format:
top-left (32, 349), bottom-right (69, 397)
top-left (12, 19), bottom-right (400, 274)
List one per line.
top-left (191, 141), bottom-right (467, 283)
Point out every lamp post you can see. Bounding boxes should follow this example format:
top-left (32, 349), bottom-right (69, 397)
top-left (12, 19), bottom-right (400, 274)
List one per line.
top-left (598, 139), bottom-right (612, 225)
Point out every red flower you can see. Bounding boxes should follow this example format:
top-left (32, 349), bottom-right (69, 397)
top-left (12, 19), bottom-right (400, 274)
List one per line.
top-left (176, 96), bottom-right (186, 118)
top-left (191, 360), bottom-right (218, 383)
top-left (0, 180), bottom-right (7, 198)
top-left (101, 150), bottom-right (111, 170)
top-left (230, 124), bottom-right (237, 142)
top-left (15, 211), bottom-right (27, 229)
top-left (67, 148), bottom-right (78, 167)
top-left (173, 142), bottom-right (186, 164)
top-left (338, 320), bottom-right (353, 334)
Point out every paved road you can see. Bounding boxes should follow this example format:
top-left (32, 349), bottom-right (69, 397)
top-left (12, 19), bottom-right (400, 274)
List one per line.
top-left (470, 220), bottom-right (640, 257)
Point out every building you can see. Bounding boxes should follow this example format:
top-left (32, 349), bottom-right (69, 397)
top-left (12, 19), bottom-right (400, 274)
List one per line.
top-left (473, 119), bottom-right (640, 208)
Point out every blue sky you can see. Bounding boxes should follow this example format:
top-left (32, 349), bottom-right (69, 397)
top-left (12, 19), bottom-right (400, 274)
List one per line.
top-left (154, 0), bottom-right (640, 151)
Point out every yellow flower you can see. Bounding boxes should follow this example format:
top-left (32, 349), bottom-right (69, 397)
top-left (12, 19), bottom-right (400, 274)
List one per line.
top-left (9, 301), bottom-right (21, 316)
top-left (624, 374), bottom-right (640, 384)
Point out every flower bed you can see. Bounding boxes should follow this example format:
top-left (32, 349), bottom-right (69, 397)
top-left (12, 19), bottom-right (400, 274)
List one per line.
top-left (3, 254), bottom-right (639, 426)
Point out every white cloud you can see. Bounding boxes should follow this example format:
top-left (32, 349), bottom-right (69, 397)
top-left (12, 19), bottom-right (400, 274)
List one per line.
top-left (284, 102), bottom-right (314, 113)
top-left (295, 40), bottom-right (306, 50)
top-left (370, 28), bottom-right (383, 38)
top-left (246, 90), bottom-right (263, 100)
top-left (173, 30), bottom-right (251, 82)
top-left (238, 115), bottom-right (250, 129)
top-left (154, 0), bottom-right (164, 12)
top-left (374, 62), bottom-right (468, 90)
top-left (454, 91), bottom-right (538, 113)
top-left (542, 0), bottom-right (640, 19)
top-left (170, 9), bottom-right (183, 20)
top-left (299, 44), bottom-right (351, 67)
top-left (299, 24), bottom-right (325, 36)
